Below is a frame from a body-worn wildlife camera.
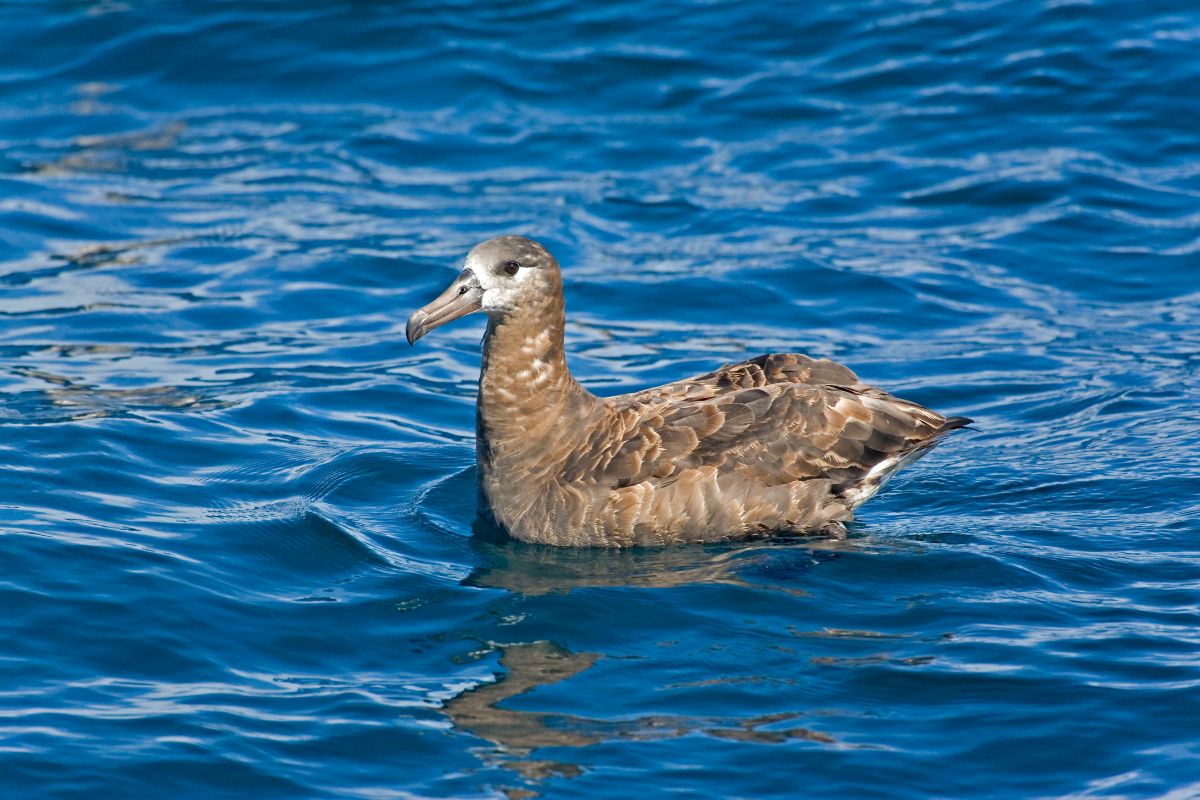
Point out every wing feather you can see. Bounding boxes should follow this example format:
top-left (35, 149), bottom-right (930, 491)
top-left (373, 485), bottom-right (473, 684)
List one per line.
top-left (587, 353), bottom-right (961, 500)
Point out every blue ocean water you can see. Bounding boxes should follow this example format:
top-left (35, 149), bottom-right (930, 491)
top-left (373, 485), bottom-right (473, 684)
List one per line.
top-left (2, 1), bottom-right (1199, 797)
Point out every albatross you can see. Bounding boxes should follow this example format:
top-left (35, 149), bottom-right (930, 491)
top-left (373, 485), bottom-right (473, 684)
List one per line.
top-left (407, 235), bottom-right (970, 547)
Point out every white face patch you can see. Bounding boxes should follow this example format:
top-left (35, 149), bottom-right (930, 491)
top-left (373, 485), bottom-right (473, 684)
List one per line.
top-left (465, 251), bottom-right (540, 314)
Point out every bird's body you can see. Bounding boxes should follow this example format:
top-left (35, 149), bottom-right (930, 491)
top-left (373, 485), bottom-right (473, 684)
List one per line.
top-left (408, 236), bottom-right (969, 547)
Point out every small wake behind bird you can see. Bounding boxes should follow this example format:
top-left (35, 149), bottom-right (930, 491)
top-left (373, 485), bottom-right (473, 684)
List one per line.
top-left (407, 236), bottom-right (970, 547)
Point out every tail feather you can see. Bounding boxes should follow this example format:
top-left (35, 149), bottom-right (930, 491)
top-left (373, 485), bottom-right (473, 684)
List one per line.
top-left (838, 414), bottom-right (972, 509)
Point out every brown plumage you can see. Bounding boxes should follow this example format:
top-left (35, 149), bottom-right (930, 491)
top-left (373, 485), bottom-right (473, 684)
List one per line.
top-left (406, 235), bottom-right (970, 547)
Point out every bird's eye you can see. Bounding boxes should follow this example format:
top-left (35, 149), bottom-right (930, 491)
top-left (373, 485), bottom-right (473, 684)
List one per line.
top-left (457, 285), bottom-right (469, 296)
top-left (503, 261), bottom-right (520, 276)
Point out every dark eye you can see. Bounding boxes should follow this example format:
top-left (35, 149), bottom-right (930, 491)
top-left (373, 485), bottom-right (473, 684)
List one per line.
top-left (457, 285), bottom-right (469, 296)
top-left (503, 260), bottom-right (520, 276)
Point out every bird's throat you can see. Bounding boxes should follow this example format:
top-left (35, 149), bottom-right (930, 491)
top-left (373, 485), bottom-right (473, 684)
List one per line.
top-left (477, 300), bottom-right (595, 466)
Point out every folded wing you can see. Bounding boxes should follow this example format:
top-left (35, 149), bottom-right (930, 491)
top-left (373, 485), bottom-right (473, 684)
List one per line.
top-left (576, 353), bottom-right (969, 506)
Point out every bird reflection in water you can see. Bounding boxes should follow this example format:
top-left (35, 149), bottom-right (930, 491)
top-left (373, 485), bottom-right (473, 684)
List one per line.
top-left (442, 640), bottom-right (834, 798)
top-left (440, 520), bottom-right (850, 796)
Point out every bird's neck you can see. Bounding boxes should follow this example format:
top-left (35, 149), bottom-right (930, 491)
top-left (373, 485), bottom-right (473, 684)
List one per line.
top-left (476, 295), bottom-right (599, 475)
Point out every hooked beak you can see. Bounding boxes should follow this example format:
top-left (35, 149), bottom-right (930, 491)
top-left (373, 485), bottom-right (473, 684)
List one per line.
top-left (406, 269), bottom-right (484, 345)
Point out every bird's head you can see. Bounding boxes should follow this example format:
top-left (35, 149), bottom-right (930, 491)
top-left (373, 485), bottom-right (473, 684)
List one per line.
top-left (406, 235), bottom-right (561, 345)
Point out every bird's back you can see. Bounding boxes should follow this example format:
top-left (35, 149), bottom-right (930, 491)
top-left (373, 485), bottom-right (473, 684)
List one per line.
top-left (548, 353), bottom-right (968, 545)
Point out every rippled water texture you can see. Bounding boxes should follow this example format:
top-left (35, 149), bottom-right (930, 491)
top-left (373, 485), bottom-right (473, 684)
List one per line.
top-left (3, 1), bottom-right (1199, 797)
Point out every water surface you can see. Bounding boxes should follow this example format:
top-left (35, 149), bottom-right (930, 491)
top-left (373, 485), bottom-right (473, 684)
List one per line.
top-left (2, 1), bottom-right (1199, 798)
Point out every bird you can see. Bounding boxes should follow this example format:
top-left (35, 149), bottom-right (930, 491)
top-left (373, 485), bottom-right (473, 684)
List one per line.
top-left (406, 235), bottom-right (970, 547)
